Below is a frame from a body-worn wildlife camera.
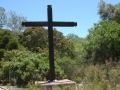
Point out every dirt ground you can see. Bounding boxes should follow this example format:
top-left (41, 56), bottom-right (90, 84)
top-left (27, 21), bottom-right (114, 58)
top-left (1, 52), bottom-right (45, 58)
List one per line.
top-left (0, 86), bottom-right (19, 90)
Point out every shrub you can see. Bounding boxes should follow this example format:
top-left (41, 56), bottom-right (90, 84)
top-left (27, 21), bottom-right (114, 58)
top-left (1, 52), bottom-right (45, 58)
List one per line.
top-left (0, 50), bottom-right (66, 86)
top-left (73, 77), bottom-right (82, 84)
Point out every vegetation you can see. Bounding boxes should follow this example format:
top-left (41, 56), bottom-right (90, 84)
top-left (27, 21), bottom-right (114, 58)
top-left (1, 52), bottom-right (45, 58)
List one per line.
top-left (85, 20), bottom-right (120, 65)
top-left (0, 7), bottom-right (6, 29)
top-left (0, 29), bottom-right (19, 60)
top-left (98, 0), bottom-right (120, 24)
top-left (20, 27), bottom-right (75, 59)
top-left (1, 0), bottom-right (120, 90)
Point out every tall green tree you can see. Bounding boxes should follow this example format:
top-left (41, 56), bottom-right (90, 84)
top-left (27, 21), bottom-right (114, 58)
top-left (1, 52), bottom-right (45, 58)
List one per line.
top-left (0, 29), bottom-right (19, 60)
top-left (53, 29), bottom-right (75, 58)
top-left (85, 20), bottom-right (120, 64)
top-left (98, 0), bottom-right (120, 23)
top-left (20, 27), bottom-right (48, 52)
top-left (20, 27), bottom-right (75, 59)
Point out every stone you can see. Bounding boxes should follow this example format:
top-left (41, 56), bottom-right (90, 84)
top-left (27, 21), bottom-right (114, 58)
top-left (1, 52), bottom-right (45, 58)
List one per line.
top-left (35, 79), bottom-right (76, 90)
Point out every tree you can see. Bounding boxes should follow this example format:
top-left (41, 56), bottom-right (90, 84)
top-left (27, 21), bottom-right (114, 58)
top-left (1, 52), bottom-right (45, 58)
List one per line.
top-left (66, 33), bottom-right (81, 42)
top-left (66, 33), bottom-right (86, 54)
top-left (0, 7), bottom-right (6, 29)
top-left (53, 28), bottom-right (75, 58)
top-left (85, 20), bottom-right (120, 64)
top-left (0, 29), bottom-right (19, 50)
top-left (66, 33), bottom-right (87, 64)
top-left (7, 11), bottom-right (27, 36)
top-left (20, 27), bottom-right (75, 59)
top-left (0, 29), bottom-right (19, 60)
top-left (20, 27), bottom-right (48, 52)
top-left (98, 0), bottom-right (120, 23)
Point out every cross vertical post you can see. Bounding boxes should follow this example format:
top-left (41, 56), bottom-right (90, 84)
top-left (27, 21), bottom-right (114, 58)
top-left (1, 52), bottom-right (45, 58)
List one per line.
top-left (47, 5), bottom-right (55, 81)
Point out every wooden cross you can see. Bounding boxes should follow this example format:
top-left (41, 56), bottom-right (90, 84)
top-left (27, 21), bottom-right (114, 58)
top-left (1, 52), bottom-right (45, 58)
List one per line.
top-left (22, 5), bottom-right (77, 82)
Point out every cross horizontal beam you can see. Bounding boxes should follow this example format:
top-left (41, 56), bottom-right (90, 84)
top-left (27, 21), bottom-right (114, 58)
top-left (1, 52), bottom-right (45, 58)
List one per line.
top-left (22, 21), bottom-right (77, 27)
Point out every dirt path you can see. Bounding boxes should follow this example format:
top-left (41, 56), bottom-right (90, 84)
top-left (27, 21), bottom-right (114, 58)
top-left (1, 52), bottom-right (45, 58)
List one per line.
top-left (0, 86), bottom-right (18, 90)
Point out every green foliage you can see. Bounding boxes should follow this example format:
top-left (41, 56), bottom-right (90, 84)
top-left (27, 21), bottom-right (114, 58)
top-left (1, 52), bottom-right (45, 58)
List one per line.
top-left (0, 29), bottom-right (19, 50)
top-left (85, 65), bottom-right (101, 83)
top-left (53, 29), bottom-right (75, 59)
top-left (73, 77), bottom-right (82, 84)
top-left (66, 33), bottom-right (87, 65)
top-left (62, 85), bottom-right (74, 90)
top-left (66, 33), bottom-right (81, 42)
top-left (27, 81), bottom-right (44, 90)
top-left (85, 20), bottom-right (120, 64)
top-left (0, 29), bottom-right (19, 60)
top-left (0, 50), bottom-right (66, 85)
top-left (56, 57), bottom-right (77, 79)
top-left (82, 62), bottom-right (120, 90)
top-left (66, 33), bottom-right (86, 54)
top-left (0, 49), bottom-right (5, 60)
top-left (20, 27), bottom-right (48, 52)
top-left (98, 0), bottom-right (120, 24)
top-left (20, 27), bottom-right (75, 59)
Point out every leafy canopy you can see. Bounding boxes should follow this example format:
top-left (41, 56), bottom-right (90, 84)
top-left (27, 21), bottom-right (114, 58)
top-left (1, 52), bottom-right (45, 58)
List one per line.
top-left (98, 0), bottom-right (120, 24)
top-left (85, 20), bottom-right (120, 64)
top-left (20, 27), bottom-right (75, 59)
top-left (0, 29), bottom-right (19, 60)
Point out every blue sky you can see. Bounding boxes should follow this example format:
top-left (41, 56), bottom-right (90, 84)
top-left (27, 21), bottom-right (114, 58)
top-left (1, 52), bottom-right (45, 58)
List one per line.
top-left (0, 0), bottom-right (120, 38)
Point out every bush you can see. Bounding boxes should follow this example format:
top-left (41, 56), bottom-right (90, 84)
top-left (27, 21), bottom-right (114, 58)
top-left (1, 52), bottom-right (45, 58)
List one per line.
top-left (0, 50), bottom-right (66, 86)
top-left (56, 57), bottom-right (77, 79)
top-left (74, 77), bottom-right (82, 84)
